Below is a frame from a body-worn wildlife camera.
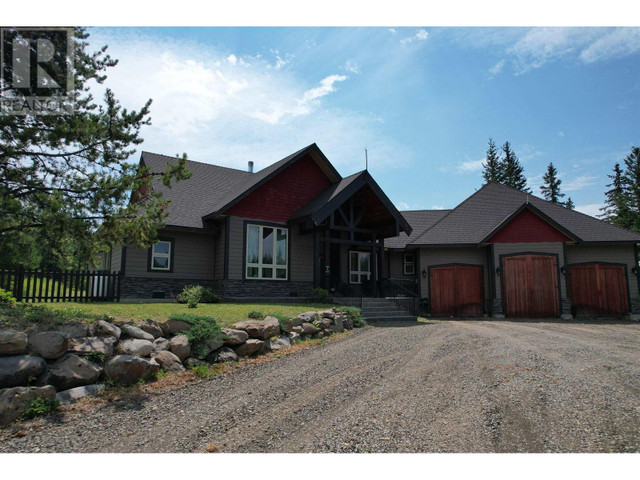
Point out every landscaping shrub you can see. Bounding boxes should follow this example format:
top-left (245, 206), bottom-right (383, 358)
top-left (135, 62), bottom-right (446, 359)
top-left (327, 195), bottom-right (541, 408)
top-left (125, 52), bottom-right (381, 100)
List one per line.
top-left (336, 306), bottom-right (366, 328)
top-left (310, 287), bottom-right (329, 303)
top-left (190, 363), bottom-right (222, 378)
top-left (20, 396), bottom-right (60, 420)
top-left (175, 285), bottom-right (220, 305)
top-left (168, 313), bottom-right (223, 360)
top-left (0, 288), bottom-right (16, 305)
top-left (247, 310), bottom-right (263, 320)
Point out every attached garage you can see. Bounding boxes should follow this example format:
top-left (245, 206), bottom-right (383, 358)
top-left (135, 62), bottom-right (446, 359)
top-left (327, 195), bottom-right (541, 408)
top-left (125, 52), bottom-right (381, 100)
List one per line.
top-left (568, 263), bottom-right (629, 317)
top-left (501, 253), bottom-right (560, 318)
top-left (429, 264), bottom-right (483, 316)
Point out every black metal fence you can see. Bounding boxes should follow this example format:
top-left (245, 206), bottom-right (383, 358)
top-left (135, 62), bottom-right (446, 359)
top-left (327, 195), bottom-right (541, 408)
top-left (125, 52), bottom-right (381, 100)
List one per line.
top-left (0, 267), bottom-right (121, 303)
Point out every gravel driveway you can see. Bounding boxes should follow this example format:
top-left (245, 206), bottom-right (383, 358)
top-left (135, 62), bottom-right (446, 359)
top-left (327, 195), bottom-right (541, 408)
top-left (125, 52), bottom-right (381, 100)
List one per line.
top-left (2, 319), bottom-right (640, 453)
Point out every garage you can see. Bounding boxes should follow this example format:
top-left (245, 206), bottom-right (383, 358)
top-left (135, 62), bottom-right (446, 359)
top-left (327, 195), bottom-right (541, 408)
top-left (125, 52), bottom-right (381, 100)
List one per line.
top-left (568, 263), bottom-right (629, 317)
top-left (501, 254), bottom-right (560, 317)
top-left (429, 264), bottom-right (483, 316)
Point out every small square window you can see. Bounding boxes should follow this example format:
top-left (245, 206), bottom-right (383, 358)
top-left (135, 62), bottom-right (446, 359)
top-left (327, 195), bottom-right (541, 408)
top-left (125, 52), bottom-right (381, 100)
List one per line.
top-left (150, 240), bottom-right (172, 271)
top-left (403, 253), bottom-right (415, 275)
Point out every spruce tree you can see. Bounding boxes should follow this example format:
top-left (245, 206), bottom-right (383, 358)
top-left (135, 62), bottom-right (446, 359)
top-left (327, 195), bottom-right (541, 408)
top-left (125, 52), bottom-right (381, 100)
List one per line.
top-left (481, 138), bottom-right (504, 184)
top-left (501, 141), bottom-right (530, 192)
top-left (540, 162), bottom-right (565, 203)
top-left (599, 162), bottom-right (632, 229)
top-left (621, 146), bottom-right (640, 232)
top-left (565, 197), bottom-right (575, 210)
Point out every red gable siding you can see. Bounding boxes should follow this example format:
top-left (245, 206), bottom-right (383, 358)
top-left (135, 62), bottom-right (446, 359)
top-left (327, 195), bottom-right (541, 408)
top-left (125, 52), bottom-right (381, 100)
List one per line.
top-left (488, 208), bottom-right (572, 243)
top-left (224, 154), bottom-right (333, 222)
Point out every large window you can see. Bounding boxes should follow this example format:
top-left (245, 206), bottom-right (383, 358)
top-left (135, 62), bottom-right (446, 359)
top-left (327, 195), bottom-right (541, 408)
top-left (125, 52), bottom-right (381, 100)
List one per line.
top-left (350, 251), bottom-right (371, 284)
top-left (403, 253), bottom-right (415, 275)
top-left (246, 224), bottom-right (288, 280)
top-left (150, 240), bottom-right (172, 271)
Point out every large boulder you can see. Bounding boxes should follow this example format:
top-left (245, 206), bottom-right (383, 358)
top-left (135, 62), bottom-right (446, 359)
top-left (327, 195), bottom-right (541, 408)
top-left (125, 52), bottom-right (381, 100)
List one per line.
top-left (185, 357), bottom-right (207, 368)
top-left (140, 320), bottom-right (164, 339)
top-left (206, 347), bottom-right (238, 364)
top-left (38, 354), bottom-right (102, 391)
top-left (320, 310), bottom-right (336, 320)
top-left (263, 316), bottom-right (281, 336)
top-left (68, 336), bottom-right (117, 358)
top-left (291, 325), bottom-right (304, 334)
top-left (55, 384), bottom-right (104, 405)
top-left (330, 317), bottom-right (344, 333)
top-left (122, 325), bottom-right (155, 342)
top-left (0, 355), bottom-right (47, 388)
top-left (169, 335), bottom-right (191, 361)
top-left (55, 323), bottom-right (89, 338)
top-left (266, 335), bottom-right (291, 351)
top-left (104, 355), bottom-right (159, 385)
top-left (0, 330), bottom-right (28, 356)
top-left (280, 316), bottom-right (304, 333)
top-left (0, 385), bottom-right (56, 425)
top-left (204, 338), bottom-right (224, 356)
top-left (288, 332), bottom-right (302, 344)
top-left (316, 318), bottom-right (333, 330)
top-left (221, 328), bottom-right (249, 346)
top-left (301, 322), bottom-right (320, 335)
top-left (299, 311), bottom-right (321, 323)
top-left (28, 331), bottom-right (68, 360)
top-left (151, 350), bottom-right (185, 373)
top-left (117, 339), bottom-right (154, 357)
top-left (233, 339), bottom-right (265, 357)
top-left (95, 320), bottom-right (121, 339)
top-left (233, 319), bottom-right (278, 340)
top-left (163, 318), bottom-right (192, 335)
top-left (153, 337), bottom-right (170, 352)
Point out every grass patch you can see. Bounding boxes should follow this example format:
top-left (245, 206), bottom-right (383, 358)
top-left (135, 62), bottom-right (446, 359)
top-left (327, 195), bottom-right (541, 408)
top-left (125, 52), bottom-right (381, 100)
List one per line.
top-left (190, 363), bottom-right (223, 378)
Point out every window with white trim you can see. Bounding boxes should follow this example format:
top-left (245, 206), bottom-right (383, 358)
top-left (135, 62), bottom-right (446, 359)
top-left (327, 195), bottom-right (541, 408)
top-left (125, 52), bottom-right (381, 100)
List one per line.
top-left (246, 224), bottom-right (288, 280)
top-left (150, 240), bottom-right (172, 271)
top-left (349, 251), bottom-right (371, 284)
top-left (403, 253), bottom-right (415, 275)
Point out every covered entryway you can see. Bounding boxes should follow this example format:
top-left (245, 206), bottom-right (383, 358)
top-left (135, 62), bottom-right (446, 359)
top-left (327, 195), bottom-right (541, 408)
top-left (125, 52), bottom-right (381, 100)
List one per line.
top-left (501, 254), bottom-right (560, 317)
top-left (568, 263), bottom-right (629, 317)
top-left (430, 264), bottom-right (483, 316)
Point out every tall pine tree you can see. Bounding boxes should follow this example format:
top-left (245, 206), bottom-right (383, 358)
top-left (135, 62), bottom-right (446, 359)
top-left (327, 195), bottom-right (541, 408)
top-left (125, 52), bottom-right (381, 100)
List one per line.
top-left (540, 162), bottom-right (565, 203)
top-left (565, 197), bottom-right (575, 210)
top-left (481, 138), bottom-right (504, 184)
top-left (621, 146), bottom-right (640, 232)
top-left (501, 141), bottom-right (530, 192)
top-left (599, 162), bottom-right (633, 229)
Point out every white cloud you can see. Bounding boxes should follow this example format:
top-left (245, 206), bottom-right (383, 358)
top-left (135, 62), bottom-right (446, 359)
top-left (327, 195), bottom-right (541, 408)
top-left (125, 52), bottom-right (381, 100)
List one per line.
top-left (456, 158), bottom-right (485, 173)
top-left (344, 60), bottom-right (361, 75)
top-left (401, 29), bottom-right (429, 45)
top-left (558, 131), bottom-right (565, 137)
top-left (388, 28), bottom-right (396, 34)
top-left (575, 203), bottom-right (603, 218)
top-left (488, 59), bottom-right (505, 78)
top-left (86, 30), bottom-right (411, 173)
top-left (562, 175), bottom-right (599, 192)
top-left (579, 27), bottom-right (640, 64)
top-left (431, 205), bottom-right (445, 210)
top-left (396, 201), bottom-right (410, 210)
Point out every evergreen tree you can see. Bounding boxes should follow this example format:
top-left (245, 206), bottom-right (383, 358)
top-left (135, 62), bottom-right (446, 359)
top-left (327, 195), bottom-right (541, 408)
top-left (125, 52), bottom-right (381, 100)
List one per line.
top-left (540, 162), bottom-right (565, 203)
top-left (565, 197), bottom-right (574, 210)
top-left (501, 141), bottom-right (530, 192)
top-left (481, 138), bottom-right (504, 184)
top-left (621, 146), bottom-right (640, 232)
top-left (599, 162), bottom-right (633, 229)
top-left (0, 28), bottom-right (191, 269)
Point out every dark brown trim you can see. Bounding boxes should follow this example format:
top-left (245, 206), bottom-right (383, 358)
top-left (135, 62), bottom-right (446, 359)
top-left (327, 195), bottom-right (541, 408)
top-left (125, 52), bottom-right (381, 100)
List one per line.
top-left (498, 252), bottom-right (562, 317)
top-left (147, 237), bottom-right (175, 273)
top-left (402, 252), bottom-right (417, 276)
top-left (163, 224), bottom-right (216, 234)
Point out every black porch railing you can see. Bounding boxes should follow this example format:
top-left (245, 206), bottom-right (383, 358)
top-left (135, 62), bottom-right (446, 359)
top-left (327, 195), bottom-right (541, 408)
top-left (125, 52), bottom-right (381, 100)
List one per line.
top-left (382, 278), bottom-right (419, 297)
top-left (0, 267), bottom-right (121, 303)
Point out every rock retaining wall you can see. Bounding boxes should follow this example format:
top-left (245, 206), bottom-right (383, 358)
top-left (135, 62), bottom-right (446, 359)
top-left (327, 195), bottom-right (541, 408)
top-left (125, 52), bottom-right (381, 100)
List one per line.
top-left (0, 308), bottom-right (354, 425)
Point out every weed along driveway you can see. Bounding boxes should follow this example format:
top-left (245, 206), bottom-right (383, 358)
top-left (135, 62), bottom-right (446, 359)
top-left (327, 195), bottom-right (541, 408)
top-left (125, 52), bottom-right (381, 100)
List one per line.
top-left (2, 319), bottom-right (640, 453)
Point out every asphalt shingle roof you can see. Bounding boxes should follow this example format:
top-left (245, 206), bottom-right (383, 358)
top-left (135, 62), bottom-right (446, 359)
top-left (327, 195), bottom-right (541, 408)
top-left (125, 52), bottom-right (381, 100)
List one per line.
top-left (385, 210), bottom-right (451, 249)
top-left (410, 182), bottom-right (640, 245)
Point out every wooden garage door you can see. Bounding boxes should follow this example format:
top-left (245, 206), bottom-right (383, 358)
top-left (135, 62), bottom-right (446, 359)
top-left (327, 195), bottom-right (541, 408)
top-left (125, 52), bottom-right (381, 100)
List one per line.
top-left (502, 254), bottom-right (559, 317)
top-left (568, 264), bottom-right (628, 317)
top-left (430, 265), bottom-right (483, 317)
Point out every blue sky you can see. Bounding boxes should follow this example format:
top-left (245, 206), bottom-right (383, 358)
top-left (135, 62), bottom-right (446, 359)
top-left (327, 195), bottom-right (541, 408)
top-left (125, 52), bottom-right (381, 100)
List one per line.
top-left (88, 27), bottom-right (640, 217)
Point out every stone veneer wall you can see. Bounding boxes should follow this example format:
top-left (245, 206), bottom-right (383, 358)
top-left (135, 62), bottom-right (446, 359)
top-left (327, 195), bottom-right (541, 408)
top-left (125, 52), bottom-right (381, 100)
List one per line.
top-left (214, 279), bottom-right (313, 298)
top-left (120, 277), bottom-right (214, 299)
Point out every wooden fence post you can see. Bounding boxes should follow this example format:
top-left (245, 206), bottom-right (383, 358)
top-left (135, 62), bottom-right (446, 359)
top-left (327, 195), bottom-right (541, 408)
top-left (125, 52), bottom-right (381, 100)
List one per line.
top-left (15, 263), bottom-right (25, 302)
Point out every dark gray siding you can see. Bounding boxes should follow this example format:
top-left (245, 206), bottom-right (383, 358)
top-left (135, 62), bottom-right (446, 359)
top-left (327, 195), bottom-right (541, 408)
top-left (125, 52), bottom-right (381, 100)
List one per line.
top-left (388, 251), bottom-right (419, 279)
top-left (125, 230), bottom-right (214, 280)
top-left (226, 216), bottom-right (314, 282)
top-left (110, 246), bottom-right (122, 272)
top-left (214, 221), bottom-right (226, 281)
top-left (565, 244), bottom-right (638, 297)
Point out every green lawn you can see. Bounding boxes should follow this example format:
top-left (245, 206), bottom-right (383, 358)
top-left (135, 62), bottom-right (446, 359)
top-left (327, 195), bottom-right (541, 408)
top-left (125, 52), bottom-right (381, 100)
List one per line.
top-left (44, 301), bottom-right (334, 327)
